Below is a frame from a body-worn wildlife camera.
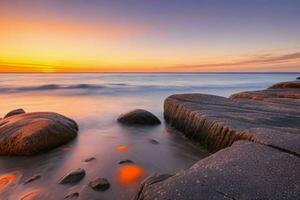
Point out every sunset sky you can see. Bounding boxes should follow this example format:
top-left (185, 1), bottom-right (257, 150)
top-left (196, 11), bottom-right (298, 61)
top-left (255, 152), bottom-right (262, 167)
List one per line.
top-left (0, 0), bottom-right (300, 72)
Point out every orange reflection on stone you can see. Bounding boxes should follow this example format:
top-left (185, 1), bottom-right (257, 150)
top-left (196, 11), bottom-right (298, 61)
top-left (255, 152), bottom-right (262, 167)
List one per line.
top-left (0, 173), bottom-right (16, 191)
top-left (20, 191), bottom-right (38, 200)
top-left (116, 145), bottom-right (128, 152)
top-left (117, 165), bottom-right (144, 184)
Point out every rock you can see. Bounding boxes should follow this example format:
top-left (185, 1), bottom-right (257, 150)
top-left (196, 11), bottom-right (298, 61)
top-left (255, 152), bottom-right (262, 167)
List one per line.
top-left (89, 178), bottom-right (110, 191)
top-left (297, 77), bottom-right (300, 80)
top-left (64, 192), bottom-right (79, 199)
top-left (135, 141), bottom-right (300, 200)
top-left (268, 80), bottom-right (300, 89)
top-left (0, 112), bottom-right (78, 155)
top-left (164, 93), bottom-right (300, 154)
top-left (230, 80), bottom-right (300, 100)
top-left (4, 108), bottom-right (25, 118)
top-left (148, 139), bottom-right (159, 144)
top-left (118, 159), bottom-right (134, 164)
top-left (24, 174), bottom-right (41, 184)
top-left (117, 109), bottom-right (161, 125)
top-left (230, 88), bottom-right (300, 100)
top-left (83, 157), bottom-right (96, 162)
top-left (59, 168), bottom-right (85, 184)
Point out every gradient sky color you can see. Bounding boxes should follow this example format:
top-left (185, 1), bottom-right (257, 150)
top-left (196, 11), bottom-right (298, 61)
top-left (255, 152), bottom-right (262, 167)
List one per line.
top-left (0, 0), bottom-right (300, 72)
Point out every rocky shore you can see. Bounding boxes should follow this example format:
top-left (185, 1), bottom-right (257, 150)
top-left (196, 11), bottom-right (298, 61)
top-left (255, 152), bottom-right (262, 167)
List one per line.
top-left (134, 79), bottom-right (300, 200)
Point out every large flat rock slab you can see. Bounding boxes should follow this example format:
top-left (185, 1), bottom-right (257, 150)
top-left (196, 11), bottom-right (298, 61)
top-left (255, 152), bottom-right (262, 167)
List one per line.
top-left (230, 80), bottom-right (300, 100)
top-left (0, 112), bottom-right (78, 155)
top-left (135, 141), bottom-right (300, 200)
top-left (164, 93), bottom-right (300, 155)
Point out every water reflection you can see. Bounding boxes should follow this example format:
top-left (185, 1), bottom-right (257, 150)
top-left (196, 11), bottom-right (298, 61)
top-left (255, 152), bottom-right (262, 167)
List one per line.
top-left (20, 191), bottom-right (39, 200)
top-left (0, 173), bottom-right (16, 191)
top-left (116, 145), bottom-right (129, 152)
top-left (117, 165), bottom-right (144, 185)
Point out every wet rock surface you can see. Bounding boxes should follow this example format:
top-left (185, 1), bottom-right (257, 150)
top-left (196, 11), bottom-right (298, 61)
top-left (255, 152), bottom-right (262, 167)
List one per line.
top-left (268, 80), bottom-right (300, 89)
top-left (59, 168), bottom-right (86, 184)
top-left (135, 80), bottom-right (300, 200)
top-left (164, 93), bottom-right (300, 153)
top-left (119, 159), bottom-right (134, 164)
top-left (0, 112), bottom-right (78, 156)
top-left (64, 192), bottom-right (79, 199)
top-left (83, 157), bottom-right (96, 162)
top-left (89, 178), bottom-right (110, 191)
top-left (230, 80), bottom-right (300, 100)
top-left (135, 141), bottom-right (300, 200)
top-left (24, 174), bottom-right (41, 184)
top-left (118, 109), bottom-right (161, 125)
top-left (4, 108), bottom-right (25, 118)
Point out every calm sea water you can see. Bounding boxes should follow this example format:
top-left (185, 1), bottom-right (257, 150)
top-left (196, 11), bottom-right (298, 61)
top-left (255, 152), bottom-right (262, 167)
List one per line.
top-left (0, 73), bottom-right (298, 200)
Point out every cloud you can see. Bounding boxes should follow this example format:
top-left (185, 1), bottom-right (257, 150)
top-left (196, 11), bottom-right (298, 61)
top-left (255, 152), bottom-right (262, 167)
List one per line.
top-left (172, 52), bottom-right (300, 70)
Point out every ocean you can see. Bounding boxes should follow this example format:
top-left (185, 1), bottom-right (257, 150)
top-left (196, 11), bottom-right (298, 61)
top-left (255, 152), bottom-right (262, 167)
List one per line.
top-left (0, 73), bottom-right (298, 199)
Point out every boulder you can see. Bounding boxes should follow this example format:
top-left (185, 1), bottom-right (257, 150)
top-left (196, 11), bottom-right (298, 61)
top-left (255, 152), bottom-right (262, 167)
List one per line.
top-left (59, 168), bottom-right (85, 184)
top-left (268, 80), bottom-right (300, 89)
top-left (0, 112), bottom-right (78, 156)
top-left (89, 178), bottom-right (110, 191)
top-left (117, 109), bottom-right (161, 125)
top-left (4, 108), bottom-right (25, 118)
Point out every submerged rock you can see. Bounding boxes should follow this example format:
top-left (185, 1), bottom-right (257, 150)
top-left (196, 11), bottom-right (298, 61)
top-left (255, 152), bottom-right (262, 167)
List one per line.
top-left (148, 139), bottom-right (159, 144)
top-left (83, 157), bottom-right (96, 162)
top-left (0, 112), bottom-right (78, 156)
top-left (59, 168), bottom-right (85, 184)
top-left (4, 108), bottom-right (25, 118)
top-left (118, 159), bottom-right (134, 164)
top-left (64, 192), bottom-right (79, 199)
top-left (24, 175), bottom-right (41, 184)
top-left (89, 178), bottom-right (110, 191)
top-left (117, 109), bottom-right (161, 125)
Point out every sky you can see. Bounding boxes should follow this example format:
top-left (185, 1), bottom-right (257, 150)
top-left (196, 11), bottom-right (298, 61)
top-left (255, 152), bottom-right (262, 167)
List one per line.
top-left (0, 0), bottom-right (300, 72)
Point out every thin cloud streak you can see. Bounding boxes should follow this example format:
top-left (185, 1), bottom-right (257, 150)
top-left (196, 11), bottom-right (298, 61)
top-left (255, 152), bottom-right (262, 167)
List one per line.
top-left (173, 52), bottom-right (300, 70)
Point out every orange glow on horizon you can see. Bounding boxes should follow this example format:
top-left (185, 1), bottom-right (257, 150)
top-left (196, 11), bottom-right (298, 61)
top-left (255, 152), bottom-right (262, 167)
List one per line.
top-left (117, 165), bottom-right (144, 184)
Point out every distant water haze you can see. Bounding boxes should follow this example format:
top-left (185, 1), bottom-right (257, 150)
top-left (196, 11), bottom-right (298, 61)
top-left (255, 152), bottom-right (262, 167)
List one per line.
top-left (0, 73), bottom-right (298, 199)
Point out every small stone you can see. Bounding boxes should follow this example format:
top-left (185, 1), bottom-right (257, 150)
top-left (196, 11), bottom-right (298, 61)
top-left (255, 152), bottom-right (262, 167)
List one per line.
top-left (59, 168), bottom-right (85, 184)
top-left (83, 157), bottom-right (96, 162)
top-left (24, 174), bottom-right (41, 184)
top-left (149, 139), bottom-right (159, 144)
top-left (4, 108), bottom-right (25, 118)
top-left (89, 178), bottom-right (110, 191)
top-left (118, 159), bottom-right (134, 164)
top-left (64, 192), bottom-right (79, 199)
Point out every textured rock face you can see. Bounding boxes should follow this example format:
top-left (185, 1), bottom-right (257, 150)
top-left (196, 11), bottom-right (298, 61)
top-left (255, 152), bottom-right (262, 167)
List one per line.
top-left (135, 81), bottom-right (300, 200)
top-left (230, 88), bottom-right (300, 100)
top-left (0, 112), bottom-right (78, 155)
top-left (118, 109), bottom-right (161, 125)
top-left (135, 141), bottom-right (300, 200)
top-left (4, 108), bottom-right (25, 118)
top-left (164, 93), bottom-right (300, 154)
top-left (231, 80), bottom-right (300, 100)
top-left (268, 80), bottom-right (300, 89)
